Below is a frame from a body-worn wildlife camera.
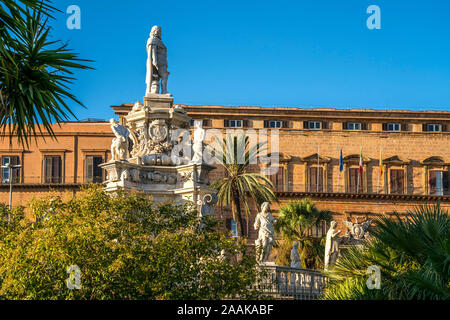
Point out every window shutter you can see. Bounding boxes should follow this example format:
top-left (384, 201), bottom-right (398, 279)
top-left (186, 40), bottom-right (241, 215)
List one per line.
top-left (444, 171), bottom-right (449, 195)
top-left (45, 157), bottom-right (52, 184)
top-left (429, 171), bottom-right (437, 195)
top-left (264, 120), bottom-right (269, 128)
top-left (202, 120), bottom-right (209, 127)
top-left (54, 157), bottom-right (62, 184)
top-left (224, 120), bottom-right (229, 128)
top-left (282, 121), bottom-right (289, 129)
top-left (322, 121), bottom-right (328, 130)
top-left (242, 219), bottom-right (248, 237)
top-left (422, 124), bottom-right (428, 132)
top-left (401, 123), bottom-right (408, 132)
top-left (303, 121), bottom-right (309, 129)
top-left (243, 120), bottom-right (250, 128)
top-left (86, 156), bottom-right (94, 183)
top-left (12, 156), bottom-right (20, 183)
top-left (442, 124), bottom-right (447, 132)
top-left (382, 123), bottom-right (388, 131)
top-left (361, 123), bottom-right (368, 131)
top-left (225, 218), bottom-right (232, 231)
top-left (342, 122), bottom-right (348, 130)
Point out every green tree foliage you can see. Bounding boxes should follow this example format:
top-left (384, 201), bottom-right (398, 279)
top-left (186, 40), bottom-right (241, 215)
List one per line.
top-left (0, 186), bottom-right (265, 300)
top-left (0, 0), bottom-right (91, 146)
top-left (323, 204), bottom-right (450, 300)
top-left (211, 134), bottom-right (277, 238)
top-left (275, 199), bottom-right (332, 269)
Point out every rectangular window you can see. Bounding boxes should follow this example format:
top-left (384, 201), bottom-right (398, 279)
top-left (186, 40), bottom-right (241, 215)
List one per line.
top-left (348, 168), bottom-right (363, 193)
top-left (269, 166), bottom-right (285, 192)
top-left (308, 121), bottom-right (322, 130)
top-left (44, 156), bottom-right (62, 184)
top-left (384, 123), bottom-right (400, 131)
top-left (348, 122), bottom-right (361, 130)
top-left (269, 120), bottom-right (282, 129)
top-left (390, 169), bottom-right (404, 195)
top-left (226, 218), bottom-right (247, 237)
top-left (228, 120), bottom-right (243, 128)
top-left (86, 156), bottom-right (104, 183)
top-left (307, 221), bottom-right (328, 238)
top-left (427, 124), bottom-right (441, 132)
top-left (309, 167), bottom-right (323, 192)
top-left (2, 156), bottom-right (20, 184)
top-left (429, 170), bottom-right (448, 196)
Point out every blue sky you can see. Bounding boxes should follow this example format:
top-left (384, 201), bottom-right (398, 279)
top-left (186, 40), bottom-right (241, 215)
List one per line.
top-left (49, 0), bottom-right (450, 121)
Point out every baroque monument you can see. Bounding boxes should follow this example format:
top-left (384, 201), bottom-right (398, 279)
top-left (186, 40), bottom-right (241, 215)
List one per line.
top-left (101, 26), bottom-right (216, 211)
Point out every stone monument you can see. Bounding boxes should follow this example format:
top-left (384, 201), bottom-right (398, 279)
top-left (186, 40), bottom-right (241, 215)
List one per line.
top-left (254, 202), bottom-right (276, 264)
top-left (324, 221), bottom-right (341, 271)
top-left (101, 26), bottom-right (216, 208)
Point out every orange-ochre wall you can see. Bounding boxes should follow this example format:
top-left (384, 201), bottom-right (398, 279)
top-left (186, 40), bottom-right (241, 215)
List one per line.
top-left (1, 105), bottom-right (449, 242)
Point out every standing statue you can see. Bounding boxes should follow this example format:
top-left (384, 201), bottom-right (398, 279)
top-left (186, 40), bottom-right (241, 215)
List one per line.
top-left (110, 119), bottom-right (130, 161)
top-left (290, 241), bottom-right (301, 268)
top-left (254, 202), bottom-right (276, 264)
top-left (191, 120), bottom-right (205, 163)
top-left (324, 221), bottom-right (341, 271)
top-left (146, 25), bottom-right (169, 95)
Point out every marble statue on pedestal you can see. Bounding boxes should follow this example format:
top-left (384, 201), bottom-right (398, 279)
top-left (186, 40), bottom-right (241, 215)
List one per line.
top-left (191, 120), bottom-right (206, 164)
top-left (290, 241), bottom-right (301, 268)
top-left (324, 221), bottom-right (341, 271)
top-left (146, 25), bottom-right (169, 95)
top-left (110, 119), bottom-right (130, 161)
top-left (254, 202), bottom-right (276, 264)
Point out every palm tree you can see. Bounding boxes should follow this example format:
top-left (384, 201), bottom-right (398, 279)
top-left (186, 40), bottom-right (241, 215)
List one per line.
top-left (0, 1), bottom-right (91, 146)
top-left (211, 134), bottom-right (277, 238)
top-left (275, 198), bottom-right (332, 269)
top-left (323, 203), bottom-right (450, 300)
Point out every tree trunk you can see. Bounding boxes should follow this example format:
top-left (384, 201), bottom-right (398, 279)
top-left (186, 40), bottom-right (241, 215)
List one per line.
top-left (232, 190), bottom-right (245, 238)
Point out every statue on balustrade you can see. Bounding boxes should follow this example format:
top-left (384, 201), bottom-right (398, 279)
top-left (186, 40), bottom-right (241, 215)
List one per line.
top-left (290, 241), bottom-right (301, 268)
top-left (324, 221), bottom-right (341, 271)
top-left (254, 202), bottom-right (276, 264)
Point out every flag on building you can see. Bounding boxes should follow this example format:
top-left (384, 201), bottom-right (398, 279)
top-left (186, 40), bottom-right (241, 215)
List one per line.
top-left (359, 148), bottom-right (363, 174)
top-left (339, 149), bottom-right (344, 172)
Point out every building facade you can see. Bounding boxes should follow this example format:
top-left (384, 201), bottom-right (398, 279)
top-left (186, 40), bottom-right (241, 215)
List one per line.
top-left (1, 105), bottom-right (449, 242)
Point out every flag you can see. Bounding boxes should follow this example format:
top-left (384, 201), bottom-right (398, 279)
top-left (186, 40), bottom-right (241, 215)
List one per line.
top-left (359, 148), bottom-right (363, 174)
top-left (339, 149), bottom-right (344, 172)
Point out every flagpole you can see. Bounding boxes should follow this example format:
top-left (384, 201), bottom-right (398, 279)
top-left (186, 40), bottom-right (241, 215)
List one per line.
top-left (317, 144), bottom-right (320, 192)
top-left (377, 147), bottom-right (381, 194)
top-left (337, 161), bottom-right (340, 193)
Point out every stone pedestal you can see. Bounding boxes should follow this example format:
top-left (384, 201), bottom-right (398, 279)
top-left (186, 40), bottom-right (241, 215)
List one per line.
top-left (101, 93), bottom-right (217, 210)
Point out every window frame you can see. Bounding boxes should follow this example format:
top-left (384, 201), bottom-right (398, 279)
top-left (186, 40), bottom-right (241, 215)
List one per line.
top-left (1, 156), bottom-right (20, 184)
top-left (348, 122), bottom-right (361, 131)
top-left (229, 119), bottom-right (243, 128)
top-left (386, 123), bottom-right (401, 132)
top-left (308, 121), bottom-right (322, 130)
top-left (427, 124), bottom-right (441, 132)
top-left (268, 120), bottom-right (282, 129)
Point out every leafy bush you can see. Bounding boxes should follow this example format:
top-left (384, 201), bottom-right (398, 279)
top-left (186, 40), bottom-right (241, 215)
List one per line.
top-left (0, 186), bottom-right (264, 300)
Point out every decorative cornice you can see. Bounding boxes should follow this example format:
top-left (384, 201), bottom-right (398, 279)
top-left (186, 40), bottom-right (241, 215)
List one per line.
top-left (301, 153), bottom-right (331, 163)
top-left (274, 191), bottom-right (450, 202)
